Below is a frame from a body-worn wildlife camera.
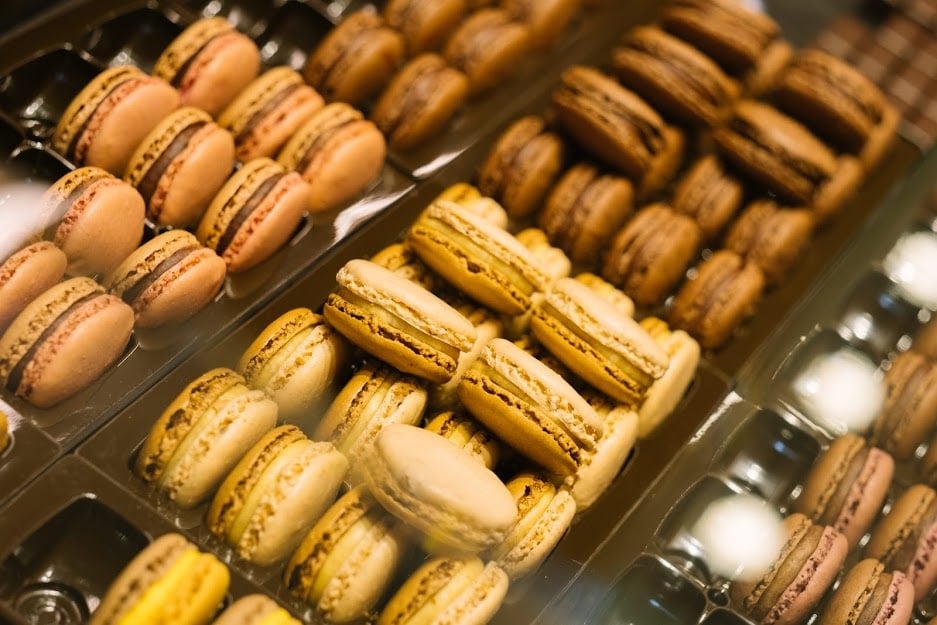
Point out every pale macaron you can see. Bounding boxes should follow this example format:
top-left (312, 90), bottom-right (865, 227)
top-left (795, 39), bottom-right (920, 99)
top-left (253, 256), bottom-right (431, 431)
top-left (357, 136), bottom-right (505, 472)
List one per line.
top-left (284, 485), bottom-right (410, 623)
top-left (407, 201), bottom-right (549, 315)
top-left (637, 317), bottom-right (700, 438)
top-left (53, 65), bottom-right (180, 175)
top-left (277, 102), bottom-right (386, 213)
top-left (424, 411), bottom-right (501, 470)
top-left (530, 277), bottom-right (669, 407)
top-left (152, 17), bottom-right (261, 116)
top-left (0, 276), bottom-right (134, 408)
top-left (369, 242), bottom-right (437, 291)
top-left (459, 337), bottom-right (603, 477)
top-left (486, 472), bottom-right (576, 580)
top-left (574, 272), bottom-right (635, 318)
top-left (124, 106), bottom-right (235, 228)
top-left (236, 307), bottom-right (347, 421)
top-left (211, 595), bottom-right (300, 625)
top-left (197, 157), bottom-right (310, 273)
top-left (134, 367), bottom-right (278, 507)
top-left (0, 241), bottom-right (67, 334)
top-left (105, 230), bottom-right (227, 329)
top-left (207, 425), bottom-right (348, 566)
top-left (323, 258), bottom-right (477, 384)
top-left (376, 556), bottom-right (509, 625)
top-left (433, 183), bottom-right (509, 229)
top-left (40, 167), bottom-right (145, 276)
top-left (218, 67), bottom-right (324, 161)
top-left (315, 361), bottom-right (427, 482)
top-left (362, 423), bottom-right (517, 554)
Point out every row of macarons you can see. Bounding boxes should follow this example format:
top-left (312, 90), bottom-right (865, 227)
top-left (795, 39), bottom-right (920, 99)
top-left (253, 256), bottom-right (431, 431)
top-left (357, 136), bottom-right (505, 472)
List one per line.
top-left (88, 532), bottom-right (507, 625)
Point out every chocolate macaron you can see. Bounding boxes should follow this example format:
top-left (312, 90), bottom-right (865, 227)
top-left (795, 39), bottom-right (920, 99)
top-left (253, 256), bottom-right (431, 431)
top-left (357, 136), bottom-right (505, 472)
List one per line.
top-left (870, 350), bottom-right (937, 460)
top-left (443, 9), bottom-right (531, 96)
top-left (152, 17), bottom-right (260, 116)
top-left (384, 0), bottom-right (466, 54)
top-left (197, 157), bottom-right (309, 273)
top-left (724, 200), bottom-right (815, 287)
top-left (502, 0), bottom-right (581, 49)
top-left (277, 103), bottom-right (386, 213)
top-left (817, 559), bottom-right (914, 625)
top-left (552, 65), bottom-right (684, 199)
top-left (53, 65), bottom-right (180, 175)
top-left (0, 277), bottom-right (134, 408)
top-left (219, 67), bottom-right (324, 161)
top-left (124, 106), bottom-right (235, 228)
top-left (303, 10), bottom-right (406, 106)
top-left (41, 167), bottom-right (145, 276)
top-left (0, 241), bottom-right (67, 334)
top-left (671, 155), bottom-right (744, 241)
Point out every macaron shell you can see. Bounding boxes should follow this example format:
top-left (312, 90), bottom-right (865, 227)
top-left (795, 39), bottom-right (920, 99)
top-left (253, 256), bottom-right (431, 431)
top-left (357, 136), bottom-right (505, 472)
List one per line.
top-left (0, 241), bottom-right (67, 333)
top-left (637, 325), bottom-right (700, 438)
top-left (53, 176), bottom-right (145, 276)
top-left (671, 155), bottom-right (744, 240)
top-left (384, 0), bottom-right (467, 54)
top-left (502, 0), bottom-right (580, 49)
top-left (872, 351), bottom-right (937, 460)
top-left (569, 404), bottom-right (638, 510)
top-left (212, 595), bottom-right (299, 625)
top-left (724, 201), bottom-right (815, 286)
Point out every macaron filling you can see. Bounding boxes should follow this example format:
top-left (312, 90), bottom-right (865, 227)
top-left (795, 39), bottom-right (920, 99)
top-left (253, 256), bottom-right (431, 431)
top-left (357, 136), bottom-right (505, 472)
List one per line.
top-left (118, 243), bottom-right (201, 306)
top-left (831, 448), bottom-right (884, 536)
top-left (5, 291), bottom-right (101, 393)
top-left (216, 172), bottom-right (285, 255)
top-left (236, 84), bottom-right (300, 144)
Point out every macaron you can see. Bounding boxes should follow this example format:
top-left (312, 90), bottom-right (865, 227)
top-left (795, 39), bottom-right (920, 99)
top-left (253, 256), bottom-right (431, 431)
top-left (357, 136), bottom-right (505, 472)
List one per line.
top-left (502, 0), bottom-right (581, 49)
top-left (612, 25), bottom-right (737, 127)
top-left (574, 272), bottom-right (635, 318)
top-left (152, 17), bottom-right (261, 116)
top-left (670, 155), bottom-right (743, 241)
top-left (773, 49), bottom-right (899, 170)
top-left (406, 201), bottom-right (549, 315)
top-left (816, 559), bottom-right (914, 625)
top-left (459, 338), bottom-right (603, 477)
top-left (40, 167), bottom-right (145, 276)
top-left (376, 556), bottom-right (509, 625)
top-left (383, 0), bottom-right (467, 54)
top-left (477, 115), bottom-right (564, 220)
top-left (669, 250), bottom-right (765, 350)
top-left (370, 53), bottom-right (469, 150)
top-left (0, 276), bottom-right (134, 408)
top-left (486, 472), bottom-right (576, 580)
top-left (730, 513), bottom-right (848, 625)
top-left (314, 361), bottom-right (428, 480)
top-left (52, 65), bottom-right (180, 175)
top-left (793, 434), bottom-right (894, 548)
top-left (724, 200), bottom-right (815, 287)
top-left (551, 65), bottom-right (684, 199)
top-left (277, 103), bottom-right (386, 213)
top-left (207, 425), bottom-right (348, 566)
top-left (870, 350), bottom-right (937, 460)
top-left (105, 230), bottom-right (227, 329)
top-left (89, 533), bottom-right (229, 625)
top-left (134, 367), bottom-right (278, 507)
top-left (323, 258), bottom-right (477, 384)
top-left (865, 484), bottom-right (937, 601)
top-left (443, 9), bottom-right (531, 96)
top-left (211, 595), bottom-right (300, 625)
top-left (713, 100), bottom-right (862, 222)
top-left (659, 0), bottom-right (792, 95)
top-left (218, 67), bottom-right (325, 161)
top-left (303, 9), bottom-right (406, 106)
top-left (530, 277), bottom-right (669, 406)
top-left (424, 411), bottom-right (501, 470)
top-left (124, 106), bottom-right (235, 228)
top-left (568, 392), bottom-right (638, 510)
top-left (284, 485), bottom-right (410, 623)
top-left (538, 162), bottom-right (633, 265)
top-left (433, 183), bottom-right (509, 229)
top-left (0, 241), bottom-right (67, 334)
top-left (369, 241), bottom-right (437, 291)
top-left (236, 307), bottom-right (348, 421)
top-left (601, 203), bottom-right (702, 309)
top-left (197, 157), bottom-right (309, 273)
top-left (362, 423), bottom-right (517, 554)
top-left (637, 317), bottom-right (700, 438)
top-left (514, 227), bottom-right (571, 284)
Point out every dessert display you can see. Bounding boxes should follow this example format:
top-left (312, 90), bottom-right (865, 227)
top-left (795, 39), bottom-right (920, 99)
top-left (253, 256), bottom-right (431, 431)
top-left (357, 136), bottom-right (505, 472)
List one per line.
top-left (1, 0), bottom-right (935, 624)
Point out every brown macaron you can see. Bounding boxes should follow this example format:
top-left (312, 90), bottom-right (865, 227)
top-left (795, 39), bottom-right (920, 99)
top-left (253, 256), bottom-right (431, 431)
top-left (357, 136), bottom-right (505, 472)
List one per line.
top-left (443, 9), bottom-right (531, 96)
top-left (601, 203), bottom-right (702, 309)
top-left (502, 0), bottom-right (581, 49)
top-left (870, 350), bottom-right (937, 460)
top-left (539, 163), bottom-right (633, 265)
top-left (773, 49), bottom-right (900, 170)
top-left (552, 65), bottom-right (684, 199)
top-left (277, 103), bottom-right (386, 213)
top-left (303, 10), bottom-right (406, 106)
top-left (724, 200), bottom-right (815, 287)
top-left (384, 0), bottom-right (467, 54)
top-left (669, 250), bottom-right (765, 350)
top-left (816, 559), bottom-right (914, 625)
top-left (477, 116), bottom-right (564, 220)
top-left (371, 53), bottom-right (469, 150)
top-left (671, 155), bottom-right (744, 241)
top-left (612, 25), bottom-right (738, 127)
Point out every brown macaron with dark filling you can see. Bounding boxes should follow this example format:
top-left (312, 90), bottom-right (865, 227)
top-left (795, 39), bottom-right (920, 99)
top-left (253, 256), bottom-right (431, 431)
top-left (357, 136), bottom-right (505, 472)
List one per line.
top-left (870, 350), bottom-right (937, 461)
top-left (724, 200), bottom-right (815, 287)
top-left (443, 9), bottom-right (531, 96)
top-left (384, 0), bottom-right (467, 54)
top-left (502, 0), bottom-right (581, 49)
top-left (671, 155), bottom-right (743, 241)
